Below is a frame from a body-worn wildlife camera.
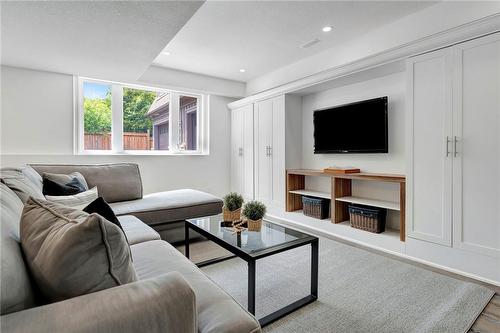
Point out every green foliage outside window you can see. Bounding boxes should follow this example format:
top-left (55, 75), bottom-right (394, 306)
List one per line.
top-left (123, 88), bottom-right (155, 134)
top-left (83, 91), bottom-right (112, 134)
top-left (83, 87), bottom-right (156, 135)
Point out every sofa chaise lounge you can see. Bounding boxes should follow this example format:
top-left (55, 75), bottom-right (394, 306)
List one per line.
top-left (0, 163), bottom-right (261, 333)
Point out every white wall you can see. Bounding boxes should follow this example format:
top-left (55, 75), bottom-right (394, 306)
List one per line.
top-left (1, 65), bottom-right (234, 197)
top-left (300, 72), bottom-right (405, 229)
top-left (301, 71), bottom-right (406, 174)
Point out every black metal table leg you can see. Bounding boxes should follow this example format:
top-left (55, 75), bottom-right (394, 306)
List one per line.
top-left (311, 239), bottom-right (319, 297)
top-left (185, 222), bottom-right (190, 259)
top-left (248, 259), bottom-right (256, 315)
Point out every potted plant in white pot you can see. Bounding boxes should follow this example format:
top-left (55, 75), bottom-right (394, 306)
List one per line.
top-left (242, 200), bottom-right (267, 232)
top-left (222, 192), bottom-right (244, 222)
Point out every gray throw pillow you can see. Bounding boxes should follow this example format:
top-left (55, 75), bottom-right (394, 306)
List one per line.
top-left (43, 172), bottom-right (89, 191)
top-left (20, 197), bottom-right (137, 302)
top-left (0, 168), bottom-right (45, 203)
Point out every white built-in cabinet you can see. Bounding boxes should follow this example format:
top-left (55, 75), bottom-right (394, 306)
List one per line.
top-left (230, 94), bottom-right (301, 207)
top-left (255, 96), bottom-right (286, 207)
top-left (407, 32), bottom-right (500, 258)
top-left (230, 104), bottom-right (254, 200)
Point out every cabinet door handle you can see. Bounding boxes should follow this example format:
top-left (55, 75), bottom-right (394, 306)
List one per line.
top-left (238, 147), bottom-right (243, 156)
top-left (446, 136), bottom-right (452, 157)
top-left (454, 136), bottom-right (458, 157)
top-left (265, 146), bottom-right (268, 157)
top-left (268, 146), bottom-right (272, 157)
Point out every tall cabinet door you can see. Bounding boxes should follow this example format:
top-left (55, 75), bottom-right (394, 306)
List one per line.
top-left (407, 48), bottom-right (453, 246)
top-left (231, 104), bottom-right (254, 200)
top-left (452, 33), bottom-right (500, 257)
top-left (255, 98), bottom-right (274, 204)
top-left (241, 104), bottom-right (254, 200)
top-left (231, 107), bottom-right (244, 194)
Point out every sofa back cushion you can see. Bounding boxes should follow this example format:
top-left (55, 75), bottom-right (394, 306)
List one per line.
top-left (0, 183), bottom-right (36, 315)
top-left (0, 167), bottom-right (45, 203)
top-left (30, 163), bottom-right (143, 203)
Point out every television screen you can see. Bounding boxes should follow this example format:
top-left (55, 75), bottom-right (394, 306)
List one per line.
top-left (313, 97), bottom-right (388, 154)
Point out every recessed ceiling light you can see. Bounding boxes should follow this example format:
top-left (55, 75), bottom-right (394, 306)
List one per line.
top-left (322, 26), bottom-right (332, 32)
top-left (239, 69), bottom-right (246, 73)
top-left (162, 51), bottom-right (170, 56)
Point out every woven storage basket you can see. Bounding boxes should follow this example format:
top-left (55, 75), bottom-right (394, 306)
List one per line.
top-left (223, 207), bottom-right (241, 222)
top-left (246, 218), bottom-right (262, 232)
top-left (348, 205), bottom-right (386, 233)
top-left (302, 196), bottom-right (330, 219)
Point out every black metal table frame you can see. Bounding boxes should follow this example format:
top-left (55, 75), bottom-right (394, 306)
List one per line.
top-left (184, 221), bottom-right (319, 327)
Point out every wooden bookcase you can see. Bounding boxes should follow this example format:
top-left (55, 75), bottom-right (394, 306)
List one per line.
top-left (286, 169), bottom-right (406, 241)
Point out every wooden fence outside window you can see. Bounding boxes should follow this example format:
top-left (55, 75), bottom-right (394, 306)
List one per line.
top-left (84, 132), bottom-right (154, 150)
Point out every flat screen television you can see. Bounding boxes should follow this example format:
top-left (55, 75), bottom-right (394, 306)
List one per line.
top-left (313, 96), bottom-right (388, 154)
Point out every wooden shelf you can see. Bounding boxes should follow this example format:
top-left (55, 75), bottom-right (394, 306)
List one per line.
top-left (335, 196), bottom-right (400, 211)
top-left (289, 189), bottom-right (331, 199)
top-left (286, 168), bottom-right (406, 242)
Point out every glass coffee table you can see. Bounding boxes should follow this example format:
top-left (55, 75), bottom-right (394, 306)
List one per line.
top-left (184, 214), bottom-right (319, 327)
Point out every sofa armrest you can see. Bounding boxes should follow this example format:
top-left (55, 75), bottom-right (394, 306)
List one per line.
top-left (1, 272), bottom-right (197, 333)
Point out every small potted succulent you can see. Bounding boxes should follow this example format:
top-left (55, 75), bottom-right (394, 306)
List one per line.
top-left (222, 192), bottom-right (244, 222)
top-left (242, 200), bottom-right (267, 232)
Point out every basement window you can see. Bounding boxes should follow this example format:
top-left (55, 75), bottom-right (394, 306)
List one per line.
top-left (76, 78), bottom-right (207, 155)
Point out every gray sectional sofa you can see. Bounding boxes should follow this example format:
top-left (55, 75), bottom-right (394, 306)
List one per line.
top-left (0, 163), bottom-right (261, 333)
top-left (29, 163), bottom-right (223, 243)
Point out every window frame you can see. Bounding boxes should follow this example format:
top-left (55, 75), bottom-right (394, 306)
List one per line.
top-left (75, 77), bottom-right (208, 155)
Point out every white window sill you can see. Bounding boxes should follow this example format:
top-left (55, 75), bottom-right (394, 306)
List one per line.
top-left (76, 150), bottom-right (209, 156)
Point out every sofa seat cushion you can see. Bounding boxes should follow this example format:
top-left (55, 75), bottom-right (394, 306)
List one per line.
top-left (110, 189), bottom-right (223, 226)
top-left (119, 215), bottom-right (160, 245)
top-left (131, 240), bottom-right (261, 333)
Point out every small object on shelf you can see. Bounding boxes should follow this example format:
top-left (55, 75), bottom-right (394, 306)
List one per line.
top-left (348, 204), bottom-right (386, 234)
top-left (302, 196), bottom-right (330, 220)
top-left (222, 192), bottom-right (244, 222)
top-left (324, 166), bottom-right (361, 174)
top-left (242, 200), bottom-right (266, 232)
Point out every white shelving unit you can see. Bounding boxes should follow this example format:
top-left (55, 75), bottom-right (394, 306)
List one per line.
top-left (288, 189), bottom-right (330, 199)
top-left (335, 196), bottom-right (400, 211)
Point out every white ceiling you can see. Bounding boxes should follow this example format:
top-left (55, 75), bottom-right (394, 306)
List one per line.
top-left (1, 1), bottom-right (203, 81)
top-left (153, 1), bottom-right (437, 82)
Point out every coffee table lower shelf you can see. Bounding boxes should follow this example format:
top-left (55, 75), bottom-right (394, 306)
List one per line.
top-left (184, 221), bottom-right (319, 327)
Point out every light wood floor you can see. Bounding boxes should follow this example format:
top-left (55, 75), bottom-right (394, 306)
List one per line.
top-left (176, 239), bottom-right (499, 333)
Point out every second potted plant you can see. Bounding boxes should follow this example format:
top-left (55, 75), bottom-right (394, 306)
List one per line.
top-left (222, 192), bottom-right (244, 222)
top-left (242, 200), bottom-right (267, 232)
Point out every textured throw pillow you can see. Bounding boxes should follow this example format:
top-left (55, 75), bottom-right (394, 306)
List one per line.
top-left (83, 197), bottom-right (122, 230)
top-left (42, 177), bottom-right (87, 196)
top-left (43, 172), bottom-right (89, 190)
top-left (0, 168), bottom-right (45, 203)
top-left (20, 197), bottom-right (137, 302)
top-left (45, 187), bottom-right (98, 209)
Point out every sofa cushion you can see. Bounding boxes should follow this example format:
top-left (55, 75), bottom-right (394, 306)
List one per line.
top-left (110, 189), bottom-right (223, 225)
top-left (43, 171), bottom-right (89, 191)
top-left (84, 197), bottom-right (123, 230)
top-left (119, 215), bottom-right (160, 245)
top-left (0, 183), bottom-right (36, 315)
top-left (42, 177), bottom-right (87, 196)
top-left (30, 163), bottom-right (142, 203)
top-left (0, 168), bottom-right (45, 203)
top-left (131, 240), bottom-right (261, 333)
top-left (45, 186), bottom-right (99, 209)
top-left (21, 198), bottom-right (137, 302)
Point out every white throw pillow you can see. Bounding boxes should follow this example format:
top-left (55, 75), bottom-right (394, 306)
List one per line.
top-left (45, 187), bottom-right (98, 209)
